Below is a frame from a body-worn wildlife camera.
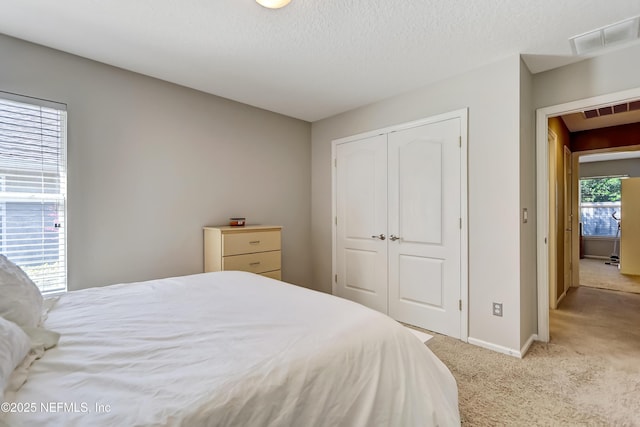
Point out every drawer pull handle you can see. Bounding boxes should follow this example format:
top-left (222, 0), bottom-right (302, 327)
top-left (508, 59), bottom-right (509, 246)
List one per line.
top-left (249, 240), bottom-right (261, 244)
top-left (249, 262), bottom-right (261, 266)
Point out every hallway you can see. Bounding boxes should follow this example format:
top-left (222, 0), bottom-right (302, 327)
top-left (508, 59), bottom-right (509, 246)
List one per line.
top-left (579, 258), bottom-right (640, 294)
top-left (550, 285), bottom-right (640, 371)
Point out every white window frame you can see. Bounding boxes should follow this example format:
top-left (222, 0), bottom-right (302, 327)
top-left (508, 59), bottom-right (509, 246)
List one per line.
top-left (0, 91), bottom-right (68, 294)
top-left (578, 175), bottom-right (625, 238)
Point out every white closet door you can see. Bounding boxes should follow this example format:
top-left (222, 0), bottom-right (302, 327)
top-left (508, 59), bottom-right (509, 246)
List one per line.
top-left (335, 135), bottom-right (388, 313)
top-left (388, 119), bottom-right (461, 338)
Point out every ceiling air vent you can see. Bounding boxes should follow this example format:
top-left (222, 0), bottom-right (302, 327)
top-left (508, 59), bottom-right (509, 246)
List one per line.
top-left (570, 16), bottom-right (640, 55)
top-left (597, 106), bottom-right (613, 116)
top-left (613, 103), bottom-right (628, 114)
top-left (583, 109), bottom-right (599, 119)
top-left (583, 101), bottom-right (640, 119)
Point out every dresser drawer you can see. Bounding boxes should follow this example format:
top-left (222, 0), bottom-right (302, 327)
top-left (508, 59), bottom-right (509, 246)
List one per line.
top-left (260, 270), bottom-right (282, 280)
top-left (222, 230), bottom-right (281, 256)
top-left (223, 251), bottom-right (281, 274)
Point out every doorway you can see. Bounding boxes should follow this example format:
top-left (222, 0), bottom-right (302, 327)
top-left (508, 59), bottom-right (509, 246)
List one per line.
top-left (577, 150), bottom-right (640, 293)
top-left (536, 87), bottom-right (640, 342)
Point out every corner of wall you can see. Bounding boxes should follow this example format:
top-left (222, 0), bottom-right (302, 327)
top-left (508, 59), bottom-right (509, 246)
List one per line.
top-left (519, 58), bottom-right (537, 348)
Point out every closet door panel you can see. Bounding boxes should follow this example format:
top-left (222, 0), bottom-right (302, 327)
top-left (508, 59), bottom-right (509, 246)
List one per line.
top-left (398, 255), bottom-right (443, 307)
top-left (388, 118), bottom-right (461, 338)
top-left (398, 139), bottom-right (443, 245)
top-left (335, 135), bottom-right (388, 313)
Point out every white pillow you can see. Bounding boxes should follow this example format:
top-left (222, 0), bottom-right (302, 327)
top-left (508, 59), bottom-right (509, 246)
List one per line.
top-left (0, 316), bottom-right (31, 394)
top-left (0, 255), bottom-right (43, 329)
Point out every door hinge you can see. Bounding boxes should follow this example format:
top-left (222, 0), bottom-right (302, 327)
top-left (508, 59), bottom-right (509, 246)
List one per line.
top-left (335, 216), bottom-right (337, 226)
top-left (458, 136), bottom-right (461, 147)
top-left (459, 300), bottom-right (462, 311)
top-left (459, 218), bottom-right (462, 229)
top-left (335, 274), bottom-right (337, 283)
top-left (334, 158), bottom-right (337, 167)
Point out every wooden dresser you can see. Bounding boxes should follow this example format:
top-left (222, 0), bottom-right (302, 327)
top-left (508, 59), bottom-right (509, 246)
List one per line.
top-left (203, 225), bottom-right (282, 280)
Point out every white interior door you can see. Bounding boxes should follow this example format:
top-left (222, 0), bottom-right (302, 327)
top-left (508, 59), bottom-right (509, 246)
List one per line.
top-left (387, 119), bottom-right (462, 338)
top-left (548, 130), bottom-right (558, 309)
top-left (563, 146), bottom-right (572, 293)
top-left (335, 135), bottom-right (388, 313)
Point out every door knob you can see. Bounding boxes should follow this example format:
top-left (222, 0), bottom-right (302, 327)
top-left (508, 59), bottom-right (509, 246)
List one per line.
top-left (389, 235), bottom-right (401, 241)
top-left (371, 234), bottom-right (386, 240)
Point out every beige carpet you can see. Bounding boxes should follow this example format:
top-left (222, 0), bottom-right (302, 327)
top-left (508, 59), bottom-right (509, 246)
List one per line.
top-left (580, 257), bottom-right (640, 294)
top-left (426, 287), bottom-right (640, 426)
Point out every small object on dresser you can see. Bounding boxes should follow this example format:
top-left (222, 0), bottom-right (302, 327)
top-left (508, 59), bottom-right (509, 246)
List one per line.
top-left (229, 217), bottom-right (246, 227)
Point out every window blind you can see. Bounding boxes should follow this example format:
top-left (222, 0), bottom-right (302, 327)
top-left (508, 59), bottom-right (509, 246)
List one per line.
top-left (0, 95), bottom-right (67, 294)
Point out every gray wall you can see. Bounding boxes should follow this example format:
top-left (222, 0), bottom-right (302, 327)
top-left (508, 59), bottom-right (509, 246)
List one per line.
top-left (0, 34), bottom-right (312, 290)
top-left (579, 158), bottom-right (640, 179)
top-left (583, 238), bottom-right (616, 259)
top-left (6, 24), bottom-right (640, 354)
top-left (519, 58), bottom-right (537, 349)
top-left (312, 55), bottom-right (525, 353)
top-left (533, 44), bottom-right (640, 110)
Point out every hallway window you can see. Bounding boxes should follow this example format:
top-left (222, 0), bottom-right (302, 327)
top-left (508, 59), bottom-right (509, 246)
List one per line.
top-left (579, 176), bottom-right (623, 237)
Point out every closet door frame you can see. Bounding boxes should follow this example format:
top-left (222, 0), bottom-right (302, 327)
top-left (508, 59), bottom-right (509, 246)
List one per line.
top-left (331, 108), bottom-right (469, 342)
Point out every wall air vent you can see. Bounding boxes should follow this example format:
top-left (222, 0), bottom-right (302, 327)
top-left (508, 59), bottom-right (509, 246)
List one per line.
top-left (570, 16), bottom-right (640, 55)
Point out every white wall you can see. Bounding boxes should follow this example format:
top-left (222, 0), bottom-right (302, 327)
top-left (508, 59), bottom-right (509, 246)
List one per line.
top-left (533, 44), bottom-right (640, 109)
top-left (0, 34), bottom-right (312, 290)
top-left (312, 55), bottom-right (524, 352)
top-left (519, 59), bottom-right (537, 350)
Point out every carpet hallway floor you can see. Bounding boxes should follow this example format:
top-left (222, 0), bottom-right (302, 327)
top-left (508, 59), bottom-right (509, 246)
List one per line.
top-left (427, 286), bottom-right (640, 426)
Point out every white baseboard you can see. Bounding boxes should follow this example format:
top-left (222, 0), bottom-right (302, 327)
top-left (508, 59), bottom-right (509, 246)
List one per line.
top-left (468, 337), bottom-right (522, 358)
top-left (556, 289), bottom-right (567, 305)
top-left (520, 334), bottom-right (538, 357)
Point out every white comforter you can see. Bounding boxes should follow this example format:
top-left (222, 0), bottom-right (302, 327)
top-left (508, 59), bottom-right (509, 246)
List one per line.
top-left (5, 271), bottom-right (459, 426)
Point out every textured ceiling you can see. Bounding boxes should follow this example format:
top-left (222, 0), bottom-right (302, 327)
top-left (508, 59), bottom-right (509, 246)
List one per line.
top-left (1, 0), bottom-right (639, 121)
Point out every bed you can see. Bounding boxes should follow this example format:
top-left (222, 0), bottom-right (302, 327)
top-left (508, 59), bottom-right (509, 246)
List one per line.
top-left (1, 270), bottom-right (459, 426)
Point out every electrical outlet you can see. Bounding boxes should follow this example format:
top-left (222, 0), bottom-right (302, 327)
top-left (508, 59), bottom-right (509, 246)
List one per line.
top-left (493, 302), bottom-right (503, 317)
